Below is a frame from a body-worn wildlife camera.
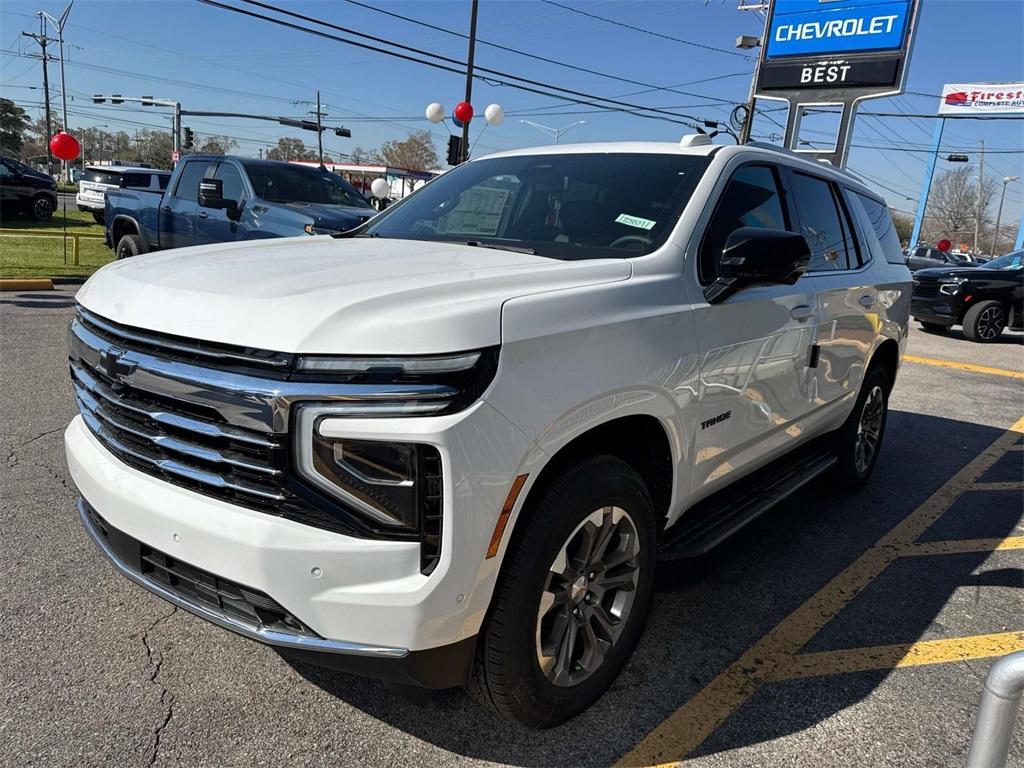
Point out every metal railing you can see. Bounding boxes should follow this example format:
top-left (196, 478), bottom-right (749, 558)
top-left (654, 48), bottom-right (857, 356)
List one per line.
top-left (0, 227), bottom-right (105, 265)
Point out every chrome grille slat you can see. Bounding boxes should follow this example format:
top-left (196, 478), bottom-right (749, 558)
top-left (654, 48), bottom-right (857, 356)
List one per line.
top-left (71, 362), bottom-right (280, 448)
top-left (72, 380), bottom-right (280, 477)
top-left (77, 403), bottom-right (287, 502)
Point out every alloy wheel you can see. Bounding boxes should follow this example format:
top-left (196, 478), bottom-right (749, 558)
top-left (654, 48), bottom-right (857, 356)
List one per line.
top-left (535, 506), bottom-right (641, 687)
top-left (977, 306), bottom-right (1004, 340)
top-left (854, 385), bottom-right (885, 474)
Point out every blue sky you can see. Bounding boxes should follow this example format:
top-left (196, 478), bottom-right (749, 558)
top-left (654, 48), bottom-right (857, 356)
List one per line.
top-left (2, 0), bottom-right (1022, 226)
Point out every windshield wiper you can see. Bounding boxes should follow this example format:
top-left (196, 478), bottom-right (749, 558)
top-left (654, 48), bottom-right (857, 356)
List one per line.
top-left (464, 241), bottom-right (536, 255)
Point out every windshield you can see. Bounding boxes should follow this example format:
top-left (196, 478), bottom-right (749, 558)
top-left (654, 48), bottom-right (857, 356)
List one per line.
top-left (361, 152), bottom-right (711, 259)
top-left (981, 250), bottom-right (1023, 270)
top-left (243, 162), bottom-right (371, 208)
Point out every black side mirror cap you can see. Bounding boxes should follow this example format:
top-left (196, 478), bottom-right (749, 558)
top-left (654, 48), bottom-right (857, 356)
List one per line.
top-left (704, 227), bottom-right (811, 304)
top-left (198, 178), bottom-right (240, 220)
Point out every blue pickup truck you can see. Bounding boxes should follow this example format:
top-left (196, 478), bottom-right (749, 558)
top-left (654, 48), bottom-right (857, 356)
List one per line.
top-left (104, 155), bottom-right (377, 257)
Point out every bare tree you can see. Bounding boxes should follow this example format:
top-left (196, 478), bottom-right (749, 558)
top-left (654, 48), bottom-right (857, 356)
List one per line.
top-left (197, 135), bottom-right (237, 156)
top-left (266, 137), bottom-right (317, 162)
top-left (379, 131), bottom-right (439, 171)
top-left (922, 166), bottom-right (996, 247)
top-left (348, 145), bottom-right (382, 165)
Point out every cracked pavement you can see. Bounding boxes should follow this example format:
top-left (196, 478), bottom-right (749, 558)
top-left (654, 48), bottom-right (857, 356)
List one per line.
top-left (1, 286), bottom-right (1021, 768)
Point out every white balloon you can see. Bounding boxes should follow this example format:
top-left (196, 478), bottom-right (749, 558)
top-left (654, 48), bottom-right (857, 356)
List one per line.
top-left (425, 102), bottom-right (445, 124)
top-left (484, 103), bottom-right (505, 126)
top-left (370, 178), bottom-right (391, 199)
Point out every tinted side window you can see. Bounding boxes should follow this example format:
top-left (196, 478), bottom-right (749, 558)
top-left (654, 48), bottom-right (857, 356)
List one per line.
top-left (853, 193), bottom-right (905, 265)
top-left (173, 161), bottom-right (211, 202)
top-left (700, 164), bottom-right (788, 282)
top-left (0, 162), bottom-right (14, 178)
top-left (121, 173), bottom-right (150, 188)
top-left (213, 162), bottom-right (245, 202)
top-left (156, 174), bottom-right (170, 191)
top-left (791, 173), bottom-right (853, 271)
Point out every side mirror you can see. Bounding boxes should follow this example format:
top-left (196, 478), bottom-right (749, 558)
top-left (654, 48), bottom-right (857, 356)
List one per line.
top-left (198, 178), bottom-right (240, 220)
top-left (704, 227), bottom-right (811, 304)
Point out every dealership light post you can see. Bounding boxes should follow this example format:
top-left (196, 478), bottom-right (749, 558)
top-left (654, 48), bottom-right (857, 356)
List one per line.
top-left (990, 175), bottom-right (1020, 255)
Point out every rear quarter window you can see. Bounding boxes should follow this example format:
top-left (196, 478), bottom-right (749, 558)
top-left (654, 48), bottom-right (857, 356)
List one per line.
top-left (852, 192), bottom-right (906, 265)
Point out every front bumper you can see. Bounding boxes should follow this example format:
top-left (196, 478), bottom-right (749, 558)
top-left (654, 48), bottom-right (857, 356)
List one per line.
top-left (911, 296), bottom-right (963, 326)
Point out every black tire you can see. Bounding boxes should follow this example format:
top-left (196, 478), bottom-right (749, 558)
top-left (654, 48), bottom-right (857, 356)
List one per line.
top-left (919, 322), bottom-right (947, 334)
top-left (91, 211), bottom-right (105, 226)
top-left (468, 455), bottom-right (657, 727)
top-left (833, 366), bottom-right (889, 490)
top-left (31, 194), bottom-right (54, 222)
top-left (115, 233), bottom-right (144, 259)
top-left (962, 300), bottom-right (1005, 343)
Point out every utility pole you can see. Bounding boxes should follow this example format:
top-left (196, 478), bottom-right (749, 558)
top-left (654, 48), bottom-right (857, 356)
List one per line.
top-left (21, 16), bottom-right (55, 168)
top-left (461, 0), bottom-right (479, 163)
top-left (974, 139), bottom-right (985, 253)
top-left (309, 90), bottom-right (325, 168)
top-left (40, 3), bottom-right (73, 182)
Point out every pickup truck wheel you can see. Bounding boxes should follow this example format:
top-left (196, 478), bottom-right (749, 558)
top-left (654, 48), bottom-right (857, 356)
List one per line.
top-left (31, 194), bottom-right (54, 222)
top-left (468, 456), bottom-right (656, 727)
top-left (833, 366), bottom-right (889, 490)
top-left (116, 234), bottom-right (143, 259)
top-left (962, 300), bottom-right (1005, 342)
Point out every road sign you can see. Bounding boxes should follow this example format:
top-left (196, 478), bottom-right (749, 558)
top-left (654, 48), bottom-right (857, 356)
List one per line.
top-left (751, 0), bottom-right (921, 167)
top-left (171, 150), bottom-right (180, 163)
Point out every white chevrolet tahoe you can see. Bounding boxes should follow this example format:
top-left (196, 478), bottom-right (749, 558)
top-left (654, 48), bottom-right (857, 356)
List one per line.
top-left (65, 138), bottom-right (911, 726)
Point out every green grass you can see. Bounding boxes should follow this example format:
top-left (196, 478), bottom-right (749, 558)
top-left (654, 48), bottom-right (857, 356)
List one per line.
top-left (0, 234), bottom-right (112, 278)
top-left (0, 208), bottom-right (104, 234)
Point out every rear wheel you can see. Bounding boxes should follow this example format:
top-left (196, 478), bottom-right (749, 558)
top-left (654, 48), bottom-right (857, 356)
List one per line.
top-left (31, 194), bottom-right (54, 222)
top-left (115, 233), bottom-right (143, 259)
top-left (962, 300), bottom-right (1005, 342)
top-left (833, 366), bottom-right (889, 490)
top-left (468, 456), bottom-right (656, 727)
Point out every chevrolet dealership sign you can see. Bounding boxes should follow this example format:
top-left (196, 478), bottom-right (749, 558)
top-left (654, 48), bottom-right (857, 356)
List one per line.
top-left (755, 0), bottom-right (919, 93)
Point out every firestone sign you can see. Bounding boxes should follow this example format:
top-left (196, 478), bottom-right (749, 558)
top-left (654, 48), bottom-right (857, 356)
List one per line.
top-left (756, 0), bottom-right (918, 93)
top-left (939, 83), bottom-right (1024, 116)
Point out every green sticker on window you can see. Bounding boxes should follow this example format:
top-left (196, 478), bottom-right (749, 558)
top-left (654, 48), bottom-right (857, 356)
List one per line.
top-left (615, 213), bottom-right (656, 231)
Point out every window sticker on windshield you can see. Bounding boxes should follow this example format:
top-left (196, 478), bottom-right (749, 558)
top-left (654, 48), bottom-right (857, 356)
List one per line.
top-left (437, 186), bottom-right (511, 237)
top-left (615, 213), bottom-right (656, 231)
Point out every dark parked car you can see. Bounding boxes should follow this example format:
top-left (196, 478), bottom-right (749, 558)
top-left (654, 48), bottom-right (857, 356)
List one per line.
top-left (911, 250), bottom-right (1023, 342)
top-left (104, 155), bottom-right (376, 257)
top-left (0, 155), bottom-right (58, 221)
top-left (906, 246), bottom-right (976, 272)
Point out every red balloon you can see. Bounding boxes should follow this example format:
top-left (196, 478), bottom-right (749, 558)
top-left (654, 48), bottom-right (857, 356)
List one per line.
top-left (453, 101), bottom-right (474, 123)
top-left (936, 238), bottom-right (952, 252)
top-left (50, 132), bottom-right (81, 162)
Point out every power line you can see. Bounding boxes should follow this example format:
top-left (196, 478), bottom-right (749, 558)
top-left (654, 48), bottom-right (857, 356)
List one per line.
top-left (202, 0), bottom-right (729, 128)
top-left (539, 0), bottom-right (753, 59)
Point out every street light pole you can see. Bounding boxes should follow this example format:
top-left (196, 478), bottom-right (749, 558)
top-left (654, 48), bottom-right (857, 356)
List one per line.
top-left (461, 0), bottom-right (479, 163)
top-left (40, 2), bottom-right (73, 183)
top-left (973, 139), bottom-right (985, 253)
top-left (519, 119), bottom-right (586, 144)
top-left (990, 175), bottom-right (1020, 256)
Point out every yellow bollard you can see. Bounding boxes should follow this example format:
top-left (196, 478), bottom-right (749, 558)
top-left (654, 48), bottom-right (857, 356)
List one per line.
top-left (72, 233), bottom-right (80, 266)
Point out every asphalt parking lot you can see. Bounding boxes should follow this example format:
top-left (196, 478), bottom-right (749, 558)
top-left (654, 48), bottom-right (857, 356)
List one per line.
top-left (2, 286), bottom-right (1021, 768)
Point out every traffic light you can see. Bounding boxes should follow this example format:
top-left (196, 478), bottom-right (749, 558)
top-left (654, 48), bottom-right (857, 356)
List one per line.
top-left (334, 127), bottom-right (351, 138)
top-left (447, 135), bottom-right (465, 166)
top-left (182, 127), bottom-right (194, 150)
top-left (110, 94), bottom-right (123, 105)
top-left (946, 153), bottom-right (969, 162)
top-left (93, 94), bottom-right (104, 104)
top-left (141, 96), bottom-right (155, 106)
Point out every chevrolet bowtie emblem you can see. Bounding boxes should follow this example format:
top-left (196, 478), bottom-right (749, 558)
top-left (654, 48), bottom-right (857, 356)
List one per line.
top-left (99, 348), bottom-right (137, 379)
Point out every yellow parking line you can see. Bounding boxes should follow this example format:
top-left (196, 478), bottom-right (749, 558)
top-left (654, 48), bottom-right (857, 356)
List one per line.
top-left (903, 354), bottom-right (1024, 381)
top-left (616, 415), bottom-right (1024, 768)
top-left (972, 481), bottom-right (1024, 491)
top-left (901, 537), bottom-right (1024, 556)
top-left (777, 632), bottom-right (1024, 681)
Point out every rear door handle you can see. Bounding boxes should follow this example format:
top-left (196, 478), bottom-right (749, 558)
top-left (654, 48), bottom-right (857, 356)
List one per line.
top-left (859, 294), bottom-right (876, 308)
top-left (791, 304), bottom-right (814, 322)
top-left (197, 211), bottom-right (209, 219)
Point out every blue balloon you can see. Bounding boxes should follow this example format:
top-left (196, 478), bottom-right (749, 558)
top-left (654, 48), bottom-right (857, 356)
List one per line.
top-left (452, 116), bottom-right (465, 129)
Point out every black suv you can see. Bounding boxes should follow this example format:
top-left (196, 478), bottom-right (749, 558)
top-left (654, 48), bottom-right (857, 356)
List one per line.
top-left (911, 250), bottom-right (1024, 342)
top-left (0, 155), bottom-right (58, 221)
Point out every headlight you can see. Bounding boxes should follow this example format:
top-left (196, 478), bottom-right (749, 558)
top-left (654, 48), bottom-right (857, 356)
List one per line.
top-left (293, 405), bottom-right (444, 573)
top-left (938, 277), bottom-right (968, 295)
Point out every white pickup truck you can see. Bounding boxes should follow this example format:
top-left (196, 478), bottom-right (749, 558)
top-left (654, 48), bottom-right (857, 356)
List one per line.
top-left (65, 137), bottom-right (911, 726)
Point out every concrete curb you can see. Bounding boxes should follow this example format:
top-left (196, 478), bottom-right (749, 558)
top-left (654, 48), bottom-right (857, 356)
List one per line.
top-left (0, 278), bottom-right (54, 292)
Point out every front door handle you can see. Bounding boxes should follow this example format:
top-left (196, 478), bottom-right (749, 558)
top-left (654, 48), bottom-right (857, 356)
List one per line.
top-left (197, 211), bottom-right (209, 219)
top-left (859, 294), bottom-right (876, 308)
top-left (160, 205), bottom-right (172, 213)
top-left (791, 304), bottom-right (814, 322)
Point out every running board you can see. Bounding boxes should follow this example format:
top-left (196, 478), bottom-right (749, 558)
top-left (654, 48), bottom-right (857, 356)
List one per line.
top-left (658, 443), bottom-right (838, 560)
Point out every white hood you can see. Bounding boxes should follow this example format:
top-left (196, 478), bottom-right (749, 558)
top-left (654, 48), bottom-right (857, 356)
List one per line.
top-left (77, 236), bottom-right (631, 354)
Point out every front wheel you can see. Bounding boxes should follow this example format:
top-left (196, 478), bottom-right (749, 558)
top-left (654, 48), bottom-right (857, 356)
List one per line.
top-left (31, 194), bottom-right (54, 222)
top-left (833, 366), bottom-right (889, 490)
top-left (468, 456), bottom-right (656, 727)
top-left (962, 300), bottom-right (1005, 343)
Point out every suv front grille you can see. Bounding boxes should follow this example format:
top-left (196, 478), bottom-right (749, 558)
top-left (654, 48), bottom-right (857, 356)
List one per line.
top-left (912, 277), bottom-right (940, 299)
